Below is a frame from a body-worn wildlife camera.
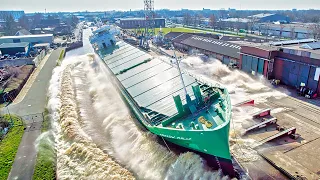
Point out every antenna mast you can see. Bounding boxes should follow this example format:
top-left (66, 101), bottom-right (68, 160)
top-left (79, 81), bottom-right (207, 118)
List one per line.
top-left (173, 47), bottom-right (188, 97)
top-left (143, 0), bottom-right (155, 48)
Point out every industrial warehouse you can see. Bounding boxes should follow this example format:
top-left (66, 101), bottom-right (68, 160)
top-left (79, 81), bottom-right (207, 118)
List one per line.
top-left (0, 34), bottom-right (53, 45)
top-left (116, 17), bottom-right (165, 29)
top-left (164, 32), bottom-right (320, 96)
top-left (240, 39), bottom-right (320, 95)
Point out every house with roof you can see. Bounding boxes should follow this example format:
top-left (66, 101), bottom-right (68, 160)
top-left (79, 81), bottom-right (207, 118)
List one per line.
top-left (15, 29), bottom-right (32, 36)
top-left (248, 13), bottom-right (290, 23)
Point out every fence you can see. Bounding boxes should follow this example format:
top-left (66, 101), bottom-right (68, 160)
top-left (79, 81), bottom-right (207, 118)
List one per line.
top-left (33, 49), bottom-right (47, 67)
top-left (0, 58), bottom-right (34, 68)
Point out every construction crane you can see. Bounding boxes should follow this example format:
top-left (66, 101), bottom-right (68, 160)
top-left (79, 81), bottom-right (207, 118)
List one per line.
top-left (140, 0), bottom-right (155, 50)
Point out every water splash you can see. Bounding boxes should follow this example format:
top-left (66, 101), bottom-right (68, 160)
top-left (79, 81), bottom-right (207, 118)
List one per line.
top-left (46, 54), bottom-right (229, 179)
top-left (173, 56), bottom-right (289, 163)
top-left (165, 152), bottom-right (228, 180)
top-left (47, 55), bottom-right (134, 179)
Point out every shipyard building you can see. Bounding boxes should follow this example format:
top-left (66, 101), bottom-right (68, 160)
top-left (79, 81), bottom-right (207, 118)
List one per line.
top-left (0, 34), bottom-right (53, 45)
top-left (167, 32), bottom-right (241, 66)
top-left (117, 18), bottom-right (165, 29)
top-left (248, 13), bottom-right (290, 23)
top-left (240, 39), bottom-right (320, 94)
top-left (0, 42), bottom-right (29, 55)
top-left (165, 33), bottom-right (320, 94)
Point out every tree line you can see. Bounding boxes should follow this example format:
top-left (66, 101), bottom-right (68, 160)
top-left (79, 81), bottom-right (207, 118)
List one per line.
top-left (1, 13), bottom-right (79, 36)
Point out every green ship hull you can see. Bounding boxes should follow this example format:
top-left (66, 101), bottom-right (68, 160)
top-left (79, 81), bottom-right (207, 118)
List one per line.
top-left (93, 41), bottom-right (234, 177)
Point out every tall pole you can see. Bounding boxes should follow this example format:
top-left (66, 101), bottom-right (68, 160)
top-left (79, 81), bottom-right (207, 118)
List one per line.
top-left (172, 47), bottom-right (188, 97)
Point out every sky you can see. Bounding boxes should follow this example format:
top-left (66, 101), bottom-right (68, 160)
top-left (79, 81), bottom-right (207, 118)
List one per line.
top-left (1, 0), bottom-right (320, 13)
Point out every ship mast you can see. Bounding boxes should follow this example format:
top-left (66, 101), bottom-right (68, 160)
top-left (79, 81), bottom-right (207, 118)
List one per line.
top-left (172, 46), bottom-right (188, 97)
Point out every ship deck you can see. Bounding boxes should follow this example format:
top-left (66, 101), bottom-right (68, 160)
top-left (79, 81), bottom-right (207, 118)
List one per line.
top-left (167, 99), bottom-right (226, 130)
top-left (100, 41), bottom-right (227, 129)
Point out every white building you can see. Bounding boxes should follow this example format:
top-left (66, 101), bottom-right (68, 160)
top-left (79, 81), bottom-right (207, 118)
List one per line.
top-left (253, 23), bottom-right (319, 39)
top-left (0, 34), bottom-right (53, 45)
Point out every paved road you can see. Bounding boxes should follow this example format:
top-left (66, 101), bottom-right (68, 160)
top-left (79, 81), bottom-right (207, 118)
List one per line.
top-left (5, 49), bottom-right (63, 116)
top-left (6, 48), bottom-right (63, 180)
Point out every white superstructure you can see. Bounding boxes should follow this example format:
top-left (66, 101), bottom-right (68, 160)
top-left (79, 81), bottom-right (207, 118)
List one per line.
top-left (89, 25), bottom-right (119, 50)
top-left (0, 34), bottom-right (53, 45)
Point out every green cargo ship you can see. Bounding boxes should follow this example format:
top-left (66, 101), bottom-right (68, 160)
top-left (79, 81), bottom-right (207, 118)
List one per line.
top-left (90, 26), bottom-right (234, 177)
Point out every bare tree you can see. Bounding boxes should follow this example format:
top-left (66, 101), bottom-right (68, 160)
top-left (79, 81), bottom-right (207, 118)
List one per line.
top-left (209, 14), bottom-right (215, 30)
top-left (183, 13), bottom-right (191, 26)
top-left (263, 23), bottom-right (271, 40)
top-left (309, 23), bottom-right (320, 40)
top-left (4, 15), bottom-right (16, 35)
top-left (290, 25), bottom-right (296, 39)
top-left (279, 24), bottom-right (285, 40)
top-left (236, 17), bottom-right (240, 35)
top-left (193, 14), bottom-right (201, 27)
top-left (18, 15), bottom-right (29, 30)
top-left (247, 19), bottom-right (253, 35)
top-left (32, 13), bottom-right (43, 28)
top-left (198, 14), bottom-right (204, 27)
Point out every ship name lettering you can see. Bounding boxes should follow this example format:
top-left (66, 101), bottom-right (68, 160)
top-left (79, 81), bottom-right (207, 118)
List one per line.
top-left (160, 134), bottom-right (191, 141)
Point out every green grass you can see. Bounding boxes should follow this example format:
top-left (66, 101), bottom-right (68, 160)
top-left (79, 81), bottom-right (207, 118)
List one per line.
top-left (32, 108), bottom-right (56, 180)
top-left (0, 114), bottom-right (24, 180)
top-left (57, 49), bottom-right (65, 66)
top-left (132, 27), bottom-right (241, 37)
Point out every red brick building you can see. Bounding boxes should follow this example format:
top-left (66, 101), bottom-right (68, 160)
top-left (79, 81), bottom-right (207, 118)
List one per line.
top-left (240, 40), bottom-right (320, 95)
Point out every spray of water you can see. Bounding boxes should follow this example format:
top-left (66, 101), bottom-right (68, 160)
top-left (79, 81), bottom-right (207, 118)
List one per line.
top-left (46, 56), bottom-right (134, 179)
top-left (45, 54), bottom-right (229, 179)
top-left (174, 56), bottom-right (290, 163)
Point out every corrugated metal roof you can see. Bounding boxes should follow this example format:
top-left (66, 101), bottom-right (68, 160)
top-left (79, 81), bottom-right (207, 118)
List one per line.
top-left (0, 34), bottom-right (53, 39)
top-left (180, 35), bottom-right (241, 59)
top-left (164, 32), bottom-right (183, 39)
top-left (250, 13), bottom-right (274, 18)
top-left (172, 33), bottom-right (193, 43)
top-left (0, 42), bottom-right (29, 48)
top-left (300, 42), bottom-right (320, 50)
top-left (15, 29), bottom-right (32, 36)
top-left (166, 32), bottom-right (219, 41)
top-left (271, 39), bottom-right (316, 46)
top-left (220, 36), bottom-right (267, 43)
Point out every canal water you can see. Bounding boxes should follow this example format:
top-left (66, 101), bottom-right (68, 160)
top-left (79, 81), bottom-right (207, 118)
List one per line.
top-left (46, 28), bottom-right (289, 179)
